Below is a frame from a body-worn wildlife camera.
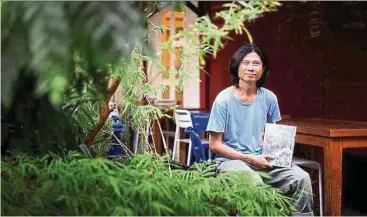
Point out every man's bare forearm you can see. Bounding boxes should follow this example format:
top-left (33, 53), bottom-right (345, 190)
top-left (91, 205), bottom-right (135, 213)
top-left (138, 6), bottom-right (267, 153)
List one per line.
top-left (210, 140), bottom-right (254, 164)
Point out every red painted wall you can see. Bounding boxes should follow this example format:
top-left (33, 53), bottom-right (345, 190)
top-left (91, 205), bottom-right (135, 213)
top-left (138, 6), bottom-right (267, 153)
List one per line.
top-left (201, 2), bottom-right (367, 121)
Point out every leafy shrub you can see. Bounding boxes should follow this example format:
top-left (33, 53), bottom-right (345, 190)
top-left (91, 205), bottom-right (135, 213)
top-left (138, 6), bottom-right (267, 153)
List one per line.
top-left (1, 152), bottom-right (294, 216)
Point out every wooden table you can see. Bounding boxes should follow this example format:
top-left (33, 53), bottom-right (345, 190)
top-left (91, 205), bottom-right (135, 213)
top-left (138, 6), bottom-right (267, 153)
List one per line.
top-left (279, 118), bottom-right (367, 216)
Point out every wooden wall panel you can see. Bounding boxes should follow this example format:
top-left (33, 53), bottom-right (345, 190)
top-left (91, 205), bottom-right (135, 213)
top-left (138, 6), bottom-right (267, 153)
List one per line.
top-left (325, 81), bottom-right (367, 121)
top-left (203, 2), bottom-right (367, 122)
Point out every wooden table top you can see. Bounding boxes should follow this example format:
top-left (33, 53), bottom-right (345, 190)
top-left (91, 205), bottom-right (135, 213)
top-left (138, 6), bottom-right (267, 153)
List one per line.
top-left (279, 118), bottom-right (367, 137)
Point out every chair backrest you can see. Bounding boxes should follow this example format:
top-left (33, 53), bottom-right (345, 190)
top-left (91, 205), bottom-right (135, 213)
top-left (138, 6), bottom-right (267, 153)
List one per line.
top-left (184, 127), bottom-right (206, 162)
top-left (190, 112), bottom-right (210, 133)
top-left (175, 109), bottom-right (193, 128)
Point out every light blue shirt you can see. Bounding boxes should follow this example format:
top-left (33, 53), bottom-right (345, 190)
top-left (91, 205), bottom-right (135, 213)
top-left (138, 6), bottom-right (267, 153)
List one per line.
top-left (206, 87), bottom-right (281, 162)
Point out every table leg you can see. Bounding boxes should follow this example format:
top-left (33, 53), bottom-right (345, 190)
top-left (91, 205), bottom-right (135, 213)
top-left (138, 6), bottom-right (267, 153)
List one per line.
top-left (324, 138), bottom-right (343, 216)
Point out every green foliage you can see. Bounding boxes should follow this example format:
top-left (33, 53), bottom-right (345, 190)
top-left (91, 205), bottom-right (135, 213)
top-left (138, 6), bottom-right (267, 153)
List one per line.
top-left (1, 1), bottom-right (148, 106)
top-left (1, 152), bottom-right (294, 216)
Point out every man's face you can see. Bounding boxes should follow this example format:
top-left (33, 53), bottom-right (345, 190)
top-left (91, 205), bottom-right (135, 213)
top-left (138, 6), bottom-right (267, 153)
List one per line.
top-left (238, 52), bottom-right (264, 84)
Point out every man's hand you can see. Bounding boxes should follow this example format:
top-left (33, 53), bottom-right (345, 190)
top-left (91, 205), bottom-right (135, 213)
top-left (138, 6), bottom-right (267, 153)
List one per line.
top-left (248, 155), bottom-right (274, 168)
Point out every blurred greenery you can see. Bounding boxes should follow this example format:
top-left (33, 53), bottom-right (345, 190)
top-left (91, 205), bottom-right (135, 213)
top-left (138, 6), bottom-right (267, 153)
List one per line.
top-left (1, 152), bottom-right (295, 215)
top-left (1, 1), bottom-right (150, 106)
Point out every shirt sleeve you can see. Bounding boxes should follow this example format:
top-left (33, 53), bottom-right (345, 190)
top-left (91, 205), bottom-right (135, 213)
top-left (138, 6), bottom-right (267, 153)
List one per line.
top-left (267, 93), bottom-right (281, 123)
top-left (206, 101), bottom-right (227, 133)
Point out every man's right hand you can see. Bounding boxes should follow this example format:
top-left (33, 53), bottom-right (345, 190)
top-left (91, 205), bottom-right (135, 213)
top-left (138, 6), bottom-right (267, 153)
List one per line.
top-left (247, 155), bottom-right (273, 168)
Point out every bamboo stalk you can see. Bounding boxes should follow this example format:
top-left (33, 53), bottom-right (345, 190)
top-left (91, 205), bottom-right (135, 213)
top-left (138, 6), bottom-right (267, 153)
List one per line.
top-left (84, 78), bottom-right (120, 145)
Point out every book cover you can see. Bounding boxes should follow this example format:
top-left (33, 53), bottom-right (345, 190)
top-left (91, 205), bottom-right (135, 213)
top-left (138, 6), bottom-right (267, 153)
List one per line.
top-left (262, 123), bottom-right (297, 168)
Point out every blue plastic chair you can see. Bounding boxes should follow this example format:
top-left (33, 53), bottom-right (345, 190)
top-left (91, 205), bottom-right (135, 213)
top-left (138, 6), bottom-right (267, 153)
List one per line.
top-left (106, 115), bottom-right (125, 158)
top-left (172, 110), bottom-right (213, 165)
top-left (189, 112), bottom-right (213, 163)
top-left (184, 127), bottom-right (207, 164)
top-left (190, 112), bottom-right (210, 132)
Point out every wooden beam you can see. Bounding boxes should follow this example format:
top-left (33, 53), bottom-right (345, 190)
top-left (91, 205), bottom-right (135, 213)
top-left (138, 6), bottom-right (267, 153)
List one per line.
top-left (185, 1), bottom-right (204, 16)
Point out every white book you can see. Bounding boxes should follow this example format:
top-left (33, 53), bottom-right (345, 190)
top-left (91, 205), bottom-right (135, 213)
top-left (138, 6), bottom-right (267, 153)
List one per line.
top-left (262, 123), bottom-right (297, 168)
